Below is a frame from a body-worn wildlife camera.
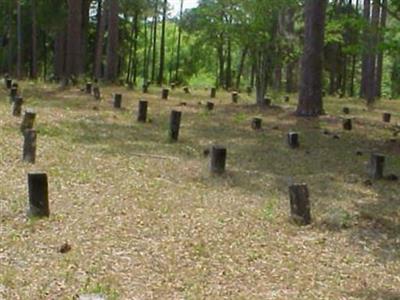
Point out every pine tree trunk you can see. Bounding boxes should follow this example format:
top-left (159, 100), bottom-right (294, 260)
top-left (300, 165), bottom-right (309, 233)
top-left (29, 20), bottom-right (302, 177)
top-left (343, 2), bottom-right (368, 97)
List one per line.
top-left (54, 30), bottom-right (66, 79)
top-left (217, 39), bottom-right (224, 88)
top-left (126, 16), bottom-right (136, 84)
top-left (143, 17), bottom-right (149, 83)
top-left (364, 0), bottom-right (380, 104)
top-left (235, 46), bottom-right (248, 89)
top-left (175, 0), bottom-right (184, 83)
top-left (157, 0), bottom-right (167, 86)
top-left (151, 0), bottom-right (158, 82)
top-left (94, 0), bottom-right (106, 80)
top-left (255, 49), bottom-right (268, 105)
top-left (16, 1), bottom-right (22, 79)
top-left (375, 0), bottom-right (387, 98)
top-left (297, 0), bottom-right (327, 116)
top-left (133, 11), bottom-right (139, 85)
top-left (105, 0), bottom-right (119, 82)
top-left (225, 37), bottom-right (232, 89)
top-left (81, 0), bottom-right (91, 75)
top-left (7, 1), bottom-right (13, 75)
top-left (66, 0), bottom-right (83, 78)
top-left (31, 0), bottom-right (38, 79)
top-left (360, 0), bottom-right (371, 99)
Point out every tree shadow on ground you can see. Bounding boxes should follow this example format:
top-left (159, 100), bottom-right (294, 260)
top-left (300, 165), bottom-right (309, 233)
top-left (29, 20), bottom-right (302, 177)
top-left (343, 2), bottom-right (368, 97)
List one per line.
top-left (347, 288), bottom-right (400, 300)
top-left (43, 101), bottom-right (400, 263)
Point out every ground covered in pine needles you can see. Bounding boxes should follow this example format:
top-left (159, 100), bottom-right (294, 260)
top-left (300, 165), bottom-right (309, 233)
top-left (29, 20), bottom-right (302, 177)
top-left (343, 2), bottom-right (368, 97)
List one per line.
top-left (1, 82), bottom-right (400, 299)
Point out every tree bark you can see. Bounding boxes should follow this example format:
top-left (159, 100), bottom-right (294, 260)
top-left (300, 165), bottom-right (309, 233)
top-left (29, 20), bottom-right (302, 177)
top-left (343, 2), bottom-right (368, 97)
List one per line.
top-left (225, 37), bottom-right (232, 89)
top-left (157, 0), bottom-right (167, 85)
top-left (66, 0), bottom-right (83, 78)
top-left (94, 0), bottom-right (106, 80)
top-left (375, 0), bottom-right (387, 98)
top-left (297, 0), bottom-right (327, 116)
top-left (360, 0), bottom-right (371, 99)
top-left (235, 46), bottom-right (248, 90)
top-left (151, 0), bottom-right (159, 82)
top-left (175, 0), bottom-right (184, 83)
top-left (31, 0), bottom-right (38, 79)
top-left (364, 0), bottom-right (380, 103)
top-left (16, 0), bottom-right (22, 79)
top-left (105, 0), bottom-right (119, 82)
top-left (54, 30), bottom-right (67, 79)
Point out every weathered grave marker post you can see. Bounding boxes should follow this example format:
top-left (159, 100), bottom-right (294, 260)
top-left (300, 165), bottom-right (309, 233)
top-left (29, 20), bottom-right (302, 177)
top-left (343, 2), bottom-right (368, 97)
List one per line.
top-left (93, 86), bottom-right (101, 100)
top-left (5, 78), bottom-right (12, 89)
top-left (85, 82), bottom-right (92, 94)
top-left (10, 86), bottom-right (17, 103)
top-left (251, 117), bottom-right (262, 130)
top-left (113, 93), bottom-right (122, 108)
top-left (246, 86), bottom-right (252, 95)
top-left (12, 96), bottom-right (23, 116)
top-left (383, 113), bottom-right (391, 123)
top-left (287, 132), bottom-right (299, 148)
top-left (169, 110), bottom-right (182, 141)
top-left (142, 83), bottom-right (148, 93)
top-left (289, 183), bottom-right (311, 225)
top-left (20, 109), bottom-right (36, 133)
top-left (23, 129), bottom-right (37, 163)
top-left (171, 82), bottom-right (176, 90)
top-left (28, 172), bottom-right (49, 217)
top-left (264, 97), bottom-right (271, 106)
top-left (343, 118), bottom-right (352, 131)
top-left (210, 87), bottom-right (216, 98)
top-left (369, 153), bottom-right (385, 179)
top-left (162, 88), bottom-right (169, 100)
top-left (232, 92), bottom-right (239, 103)
top-left (206, 101), bottom-right (214, 111)
top-left (210, 145), bottom-right (227, 174)
top-left (343, 107), bottom-right (350, 114)
top-left (137, 100), bottom-right (148, 122)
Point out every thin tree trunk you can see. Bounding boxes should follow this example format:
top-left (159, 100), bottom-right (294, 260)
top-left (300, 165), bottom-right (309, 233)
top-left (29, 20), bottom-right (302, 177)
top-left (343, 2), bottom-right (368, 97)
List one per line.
top-left (94, 0), bottom-right (106, 80)
top-left (133, 11), bottom-right (139, 85)
top-left (7, 0), bottom-right (13, 75)
top-left (105, 0), bottom-right (119, 82)
top-left (175, 0), bottom-right (184, 83)
top-left (349, 0), bottom-right (360, 97)
top-left (42, 31), bottom-right (47, 80)
top-left (375, 0), bottom-right (387, 98)
top-left (126, 16), bottom-right (135, 84)
top-left (285, 7), bottom-right (296, 93)
top-left (273, 64), bottom-right (282, 91)
top-left (54, 29), bottom-right (66, 79)
top-left (31, 0), bottom-right (38, 79)
top-left (81, 0), bottom-right (91, 75)
top-left (226, 38), bottom-right (232, 89)
top-left (250, 59), bottom-right (255, 88)
top-left (157, 0), bottom-right (167, 85)
top-left (16, 0), bottom-right (22, 79)
top-left (66, 0), bottom-right (83, 78)
top-left (151, 0), bottom-right (159, 82)
top-left (235, 46), bottom-right (248, 89)
top-left (217, 37), bottom-right (224, 88)
top-left (360, 0), bottom-right (371, 98)
top-left (255, 49), bottom-right (268, 105)
top-left (364, 0), bottom-right (379, 103)
top-left (143, 16), bottom-right (149, 83)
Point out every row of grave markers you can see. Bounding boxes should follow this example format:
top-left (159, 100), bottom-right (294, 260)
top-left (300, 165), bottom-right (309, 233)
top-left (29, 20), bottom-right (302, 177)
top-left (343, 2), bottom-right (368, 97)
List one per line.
top-left (2, 77), bottom-right (395, 225)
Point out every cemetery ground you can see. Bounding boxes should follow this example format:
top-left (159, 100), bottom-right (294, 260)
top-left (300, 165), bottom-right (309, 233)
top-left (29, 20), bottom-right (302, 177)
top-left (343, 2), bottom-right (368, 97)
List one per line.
top-left (1, 82), bottom-right (400, 299)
